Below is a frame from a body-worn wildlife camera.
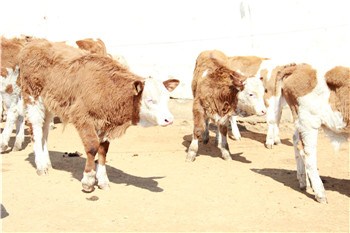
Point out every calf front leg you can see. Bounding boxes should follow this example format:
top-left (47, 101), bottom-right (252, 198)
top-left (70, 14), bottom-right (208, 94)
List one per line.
top-left (230, 115), bottom-right (241, 140)
top-left (217, 123), bottom-right (231, 160)
top-left (96, 140), bottom-right (110, 190)
top-left (186, 99), bottom-right (205, 162)
top-left (77, 122), bottom-right (100, 192)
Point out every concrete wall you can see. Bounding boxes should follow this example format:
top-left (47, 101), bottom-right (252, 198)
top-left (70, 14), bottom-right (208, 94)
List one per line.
top-left (1, 0), bottom-right (349, 98)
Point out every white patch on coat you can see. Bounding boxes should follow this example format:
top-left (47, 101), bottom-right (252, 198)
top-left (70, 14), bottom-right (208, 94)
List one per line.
top-left (201, 69), bottom-right (208, 78)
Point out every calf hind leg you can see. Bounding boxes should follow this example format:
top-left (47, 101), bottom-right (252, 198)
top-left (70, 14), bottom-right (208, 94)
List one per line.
top-left (299, 128), bottom-right (327, 203)
top-left (26, 101), bottom-right (51, 175)
top-left (292, 130), bottom-right (309, 190)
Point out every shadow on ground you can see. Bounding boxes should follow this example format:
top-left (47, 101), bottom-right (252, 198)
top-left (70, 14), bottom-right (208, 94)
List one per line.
top-left (25, 151), bottom-right (164, 193)
top-left (251, 168), bottom-right (350, 200)
top-left (182, 134), bottom-right (251, 163)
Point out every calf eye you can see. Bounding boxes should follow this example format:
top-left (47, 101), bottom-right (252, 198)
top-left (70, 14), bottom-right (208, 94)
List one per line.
top-left (264, 89), bottom-right (268, 93)
top-left (249, 93), bottom-right (254, 97)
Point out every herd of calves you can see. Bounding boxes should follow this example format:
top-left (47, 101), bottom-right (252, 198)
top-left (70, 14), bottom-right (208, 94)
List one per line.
top-left (1, 35), bottom-right (349, 203)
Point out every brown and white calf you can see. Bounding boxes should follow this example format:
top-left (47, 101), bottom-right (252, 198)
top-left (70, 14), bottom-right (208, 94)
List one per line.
top-left (0, 36), bottom-right (29, 152)
top-left (190, 50), bottom-right (267, 141)
top-left (265, 63), bottom-right (349, 203)
top-left (0, 37), bottom-right (115, 152)
top-left (186, 50), bottom-right (246, 162)
top-left (18, 39), bottom-right (179, 192)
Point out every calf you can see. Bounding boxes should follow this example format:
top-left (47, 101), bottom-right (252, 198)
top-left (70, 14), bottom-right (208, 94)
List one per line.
top-left (0, 36), bottom-right (28, 152)
top-left (266, 63), bottom-right (349, 203)
top-left (186, 50), bottom-right (246, 162)
top-left (193, 50), bottom-right (267, 140)
top-left (18, 39), bottom-right (179, 192)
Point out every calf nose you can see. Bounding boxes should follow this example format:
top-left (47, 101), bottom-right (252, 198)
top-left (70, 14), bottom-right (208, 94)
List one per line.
top-left (165, 118), bottom-right (173, 125)
top-left (162, 117), bottom-right (174, 126)
top-left (260, 109), bottom-right (266, 115)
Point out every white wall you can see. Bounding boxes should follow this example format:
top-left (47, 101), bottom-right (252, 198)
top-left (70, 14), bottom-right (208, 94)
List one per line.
top-left (1, 0), bottom-right (349, 98)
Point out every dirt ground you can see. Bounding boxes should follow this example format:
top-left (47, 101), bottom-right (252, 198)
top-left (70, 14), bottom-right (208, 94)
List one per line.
top-left (1, 99), bottom-right (349, 232)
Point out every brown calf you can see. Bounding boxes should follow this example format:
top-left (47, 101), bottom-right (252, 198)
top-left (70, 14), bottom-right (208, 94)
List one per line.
top-left (186, 50), bottom-right (246, 161)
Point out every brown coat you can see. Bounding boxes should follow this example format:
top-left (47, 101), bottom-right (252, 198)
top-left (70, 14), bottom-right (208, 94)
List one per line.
top-left (325, 66), bottom-right (350, 133)
top-left (19, 39), bottom-right (144, 140)
top-left (1, 37), bottom-right (28, 77)
top-left (191, 50), bottom-right (246, 138)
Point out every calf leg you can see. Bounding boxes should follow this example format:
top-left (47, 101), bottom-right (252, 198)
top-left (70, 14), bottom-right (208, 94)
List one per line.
top-left (265, 96), bottom-right (284, 149)
top-left (41, 110), bottom-right (54, 168)
top-left (12, 114), bottom-right (25, 151)
top-left (202, 119), bottom-right (209, 144)
top-left (230, 115), bottom-right (241, 140)
top-left (299, 128), bottom-right (326, 203)
top-left (78, 122), bottom-right (100, 192)
top-left (217, 123), bottom-right (231, 160)
top-left (0, 105), bottom-right (17, 152)
top-left (13, 97), bottom-right (26, 151)
top-left (96, 140), bottom-right (110, 190)
top-left (186, 100), bottom-right (205, 162)
top-left (292, 130), bottom-right (309, 190)
top-left (26, 100), bottom-right (50, 175)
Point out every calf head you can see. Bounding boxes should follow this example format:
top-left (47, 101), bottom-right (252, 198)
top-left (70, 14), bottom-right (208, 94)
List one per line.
top-left (138, 77), bottom-right (179, 127)
top-left (237, 76), bottom-right (267, 116)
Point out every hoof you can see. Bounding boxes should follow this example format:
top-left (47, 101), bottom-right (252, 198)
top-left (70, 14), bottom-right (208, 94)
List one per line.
top-left (186, 151), bottom-right (196, 162)
top-left (12, 145), bottom-right (22, 152)
top-left (185, 155), bottom-right (196, 162)
top-left (316, 196), bottom-right (328, 204)
top-left (264, 143), bottom-right (273, 149)
top-left (274, 139), bottom-right (281, 145)
top-left (185, 156), bottom-right (195, 162)
top-left (36, 168), bottom-right (49, 176)
top-left (82, 185), bottom-right (95, 193)
top-left (98, 183), bottom-right (110, 190)
top-left (0, 144), bottom-right (8, 153)
top-left (81, 171), bottom-right (96, 193)
top-left (222, 150), bottom-right (232, 161)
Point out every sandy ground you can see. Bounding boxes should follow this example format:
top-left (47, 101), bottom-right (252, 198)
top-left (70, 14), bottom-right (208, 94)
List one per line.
top-left (1, 99), bottom-right (349, 232)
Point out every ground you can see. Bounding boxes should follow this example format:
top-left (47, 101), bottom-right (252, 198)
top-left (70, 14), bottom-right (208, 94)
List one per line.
top-left (1, 99), bottom-right (349, 232)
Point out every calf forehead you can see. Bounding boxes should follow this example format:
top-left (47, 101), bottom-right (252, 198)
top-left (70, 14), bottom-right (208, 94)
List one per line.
top-left (143, 78), bottom-right (169, 99)
top-left (245, 77), bottom-right (264, 90)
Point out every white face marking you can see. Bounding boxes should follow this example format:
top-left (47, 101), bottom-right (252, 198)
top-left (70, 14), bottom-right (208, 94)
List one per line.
top-left (237, 76), bottom-right (267, 116)
top-left (138, 77), bottom-right (177, 127)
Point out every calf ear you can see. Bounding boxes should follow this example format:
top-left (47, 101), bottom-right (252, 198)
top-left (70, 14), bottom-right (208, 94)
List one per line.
top-left (133, 80), bottom-right (144, 95)
top-left (76, 39), bottom-right (93, 51)
top-left (163, 79), bottom-right (180, 92)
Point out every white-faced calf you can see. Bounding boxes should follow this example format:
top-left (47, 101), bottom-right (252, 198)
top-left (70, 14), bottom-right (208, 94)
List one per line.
top-left (18, 39), bottom-right (179, 192)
